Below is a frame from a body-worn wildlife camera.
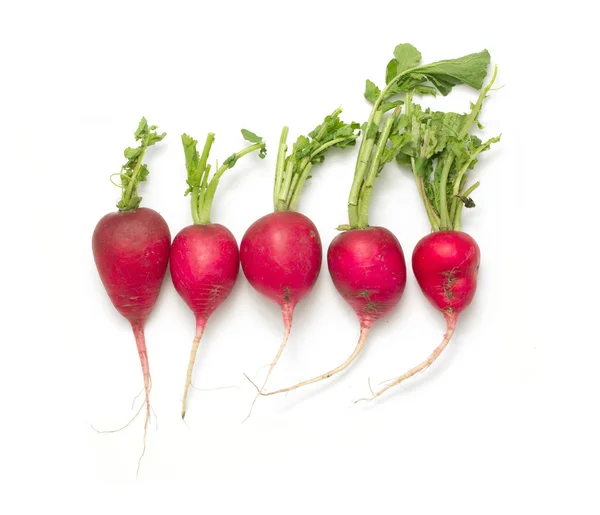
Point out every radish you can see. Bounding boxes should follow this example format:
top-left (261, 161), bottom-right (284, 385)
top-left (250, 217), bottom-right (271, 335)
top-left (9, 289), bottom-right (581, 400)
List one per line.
top-left (260, 44), bottom-right (496, 399)
top-left (255, 104), bottom-right (409, 398)
top-left (92, 118), bottom-right (170, 460)
top-left (241, 109), bottom-right (360, 417)
top-left (356, 46), bottom-right (500, 401)
top-left (170, 130), bottom-right (266, 419)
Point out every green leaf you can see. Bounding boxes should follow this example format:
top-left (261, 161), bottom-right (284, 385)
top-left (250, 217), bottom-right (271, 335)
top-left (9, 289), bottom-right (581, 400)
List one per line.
top-left (417, 50), bottom-right (491, 96)
top-left (116, 117), bottom-right (165, 212)
top-left (223, 153), bottom-right (238, 167)
top-left (364, 80), bottom-right (381, 104)
top-left (395, 151), bottom-right (411, 167)
top-left (380, 99), bottom-right (404, 113)
top-left (361, 121), bottom-right (379, 140)
top-left (278, 108), bottom-right (360, 211)
top-left (413, 85), bottom-right (438, 96)
top-left (392, 43), bottom-right (422, 74)
top-left (124, 147), bottom-right (143, 160)
top-left (293, 135), bottom-right (311, 159)
top-left (148, 131), bottom-right (166, 145)
top-left (241, 129), bottom-right (263, 143)
top-left (386, 59), bottom-right (398, 84)
top-left (413, 156), bottom-right (432, 180)
top-left (181, 133), bottom-right (200, 179)
top-left (134, 117), bottom-right (149, 140)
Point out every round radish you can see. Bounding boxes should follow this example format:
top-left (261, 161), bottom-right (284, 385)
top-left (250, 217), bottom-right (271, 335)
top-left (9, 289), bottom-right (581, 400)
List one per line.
top-left (412, 231), bottom-right (480, 318)
top-left (241, 211), bottom-right (322, 319)
top-left (328, 227), bottom-right (406, 328)
top-left (241, 110), bottom-right (360, 418)
top-left (170, 131), bottom-right (266, 418)
top-left (92, 118), bottom-right (169, 465)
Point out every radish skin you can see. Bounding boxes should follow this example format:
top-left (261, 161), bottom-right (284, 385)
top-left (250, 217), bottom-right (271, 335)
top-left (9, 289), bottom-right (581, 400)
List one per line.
top-left (241, 211), bottom-right (322, 312)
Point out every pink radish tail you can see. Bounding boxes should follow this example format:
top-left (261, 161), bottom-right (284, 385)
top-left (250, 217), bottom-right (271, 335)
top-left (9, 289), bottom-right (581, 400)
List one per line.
top-left (242, 303), bottom-right (293, 422)
top-left (355, 313), bottom-right (458, 403)
top-left (261, 322), bottom-right (372, 396)
top-left (181, 318), bottom-right (207, 420)
top-left (131, 321), bottom-right (151, 475)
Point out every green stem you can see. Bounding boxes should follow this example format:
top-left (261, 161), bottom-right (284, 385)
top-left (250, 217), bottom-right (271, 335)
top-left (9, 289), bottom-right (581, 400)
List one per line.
top-left (411, 105), bottom-right (441, 231)
top-left (276, 158), bottom-right (295, 212)
top-left (191, 185), bottom-right (201, 224)
top-left (197, 163), bottom-right (211, 220)
top-left (449, 174), bottom-right (467, 224)
top-left (411, 157), bottom-right (440, 231)
top-left (191, 134), bottom-right (215, 223)
top-left (454, 181), bottom-right (480, 231)
top-left (198, 142), bottom-right (265, 224)
top-left (348, 64), bottom-right (420, 192)
top-left (122, 145), bottom-right (149, 209)
top-left (288, 135), bottom-right (358, 212)
top-left (357, 111), bottom-right (397, 228)
top-left (458, 65), bottom-right (498, 140)
top-left (273, 127), bottom-right (289, 209)
top-left (438, 152), bottom-right (454, 230)
top-left (347, 65), bottom-right (425, 227)
top-left (292, 107), bottom-right (340, 184)
top-left (288, 163), bottom-right (313, 211)
top-left (286, 174), bottom-right (299, 206)
top-left (348, 110), bottom-right (383, 227)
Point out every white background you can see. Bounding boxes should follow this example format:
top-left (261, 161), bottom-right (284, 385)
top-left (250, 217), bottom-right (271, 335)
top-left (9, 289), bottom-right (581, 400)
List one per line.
top-left (1, 0), bottom-right (598, 513)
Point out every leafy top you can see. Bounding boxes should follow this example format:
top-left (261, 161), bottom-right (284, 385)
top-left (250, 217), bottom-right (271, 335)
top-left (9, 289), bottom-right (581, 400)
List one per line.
top-left (116, 117), bottom-right (166, 211)
top-left (348, 44), bottom-right (493, 229)
top-left (394, 66), bottom-right (501, 231)
top-left (364, 44), bottom-right (491, 105)
top-left (182, 130), bottom-right (266, 224)
top-left (274, 108), bottom-right (360, 212)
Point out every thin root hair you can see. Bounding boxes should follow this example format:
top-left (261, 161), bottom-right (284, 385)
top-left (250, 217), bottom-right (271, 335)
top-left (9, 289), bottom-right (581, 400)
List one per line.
top-left (91, 402), bottom-right (145, 434)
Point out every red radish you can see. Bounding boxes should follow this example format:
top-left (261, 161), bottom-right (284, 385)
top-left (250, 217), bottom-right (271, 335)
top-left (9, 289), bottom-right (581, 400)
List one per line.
top-left (92, 118), bottom-right (169, 462)
top-left (241, 109), bottom-right (360, 417)
top-left (356, 54), bottom-right (500, 401)
top-left (170, 131), bottom-right (266, 418)
top-left (412, 231), bottom-right (480, 321)
top-left (256, 107), bottom-right (408, 398)
top-left (241, 210), bottom-right (321, 329)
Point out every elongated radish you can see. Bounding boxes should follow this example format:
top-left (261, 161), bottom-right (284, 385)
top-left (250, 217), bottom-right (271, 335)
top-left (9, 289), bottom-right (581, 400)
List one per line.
top-left (170, 130), bottom-right (266, 418)
top-left (240, 109), bottom-right (360, 417)
top-left (357, 45), bottom-right (500, 402)
top-left (92, 118), bottom-right (170, 463)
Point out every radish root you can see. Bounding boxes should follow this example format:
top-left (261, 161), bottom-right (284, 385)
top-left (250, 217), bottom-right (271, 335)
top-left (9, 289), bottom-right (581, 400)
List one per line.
top-left (355, 315), bottom-right (457, 403)
top-left (261, 324), bottom-right (371, 396)
top-left (91, 402), bottom-right (145, 434)
top-left (242, 304), bottom-right (293, 422)
top-left (181, 318), bottom-right (207, 419)
top-left (132, 322), bottom-right (152, 476)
